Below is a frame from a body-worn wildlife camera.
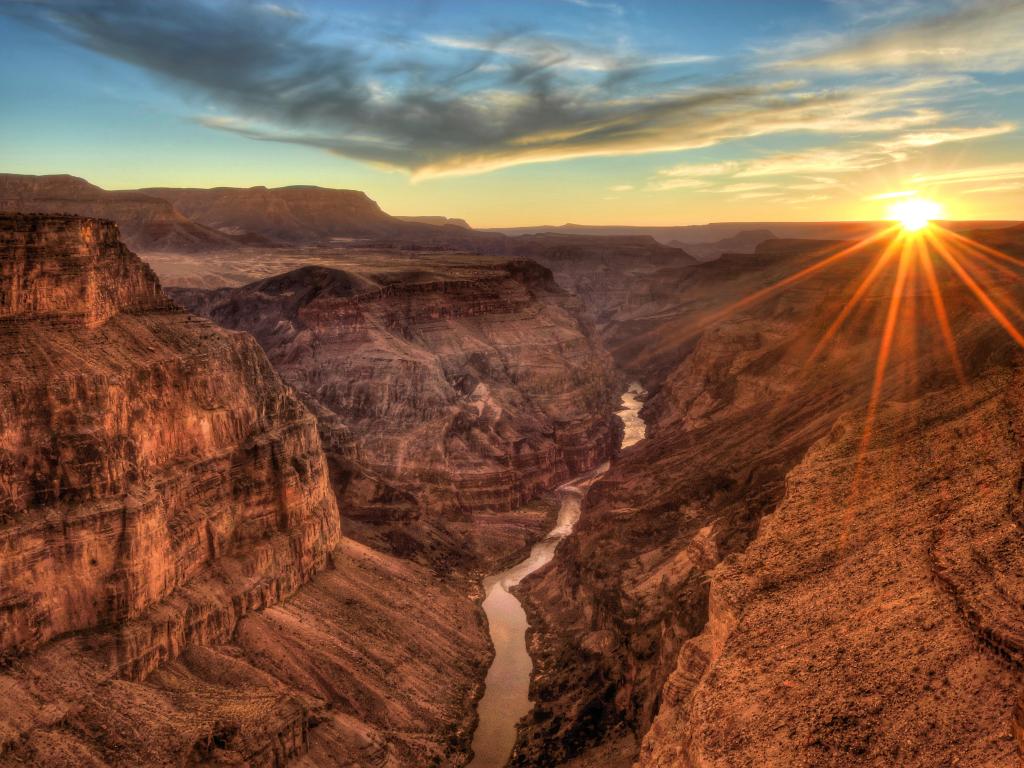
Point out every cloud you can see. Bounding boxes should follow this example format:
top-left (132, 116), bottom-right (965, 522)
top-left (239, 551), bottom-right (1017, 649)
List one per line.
top-left (734, 191), bottom-right (781, 200)
top-left (648, 178), bottom-right (713, 192)
top-left (878, 122), bottom-right (1016, 150)
top-left (645, 117), bottom-right (1015, 197)
top-left (609, 183), bottom-right (634, 191)
top-left (908, 162), bottom-right (1024, 187)
top-left (964, 182), bottom-right (1023, 194)
top-left (865, 190), bottom-right (918, 200)
top-left (3, 0), bottom-right (1017, 180)
top-left (425, 33), bottom-right (714, 73)
top-left (560, 0), bottom-right (625, 16)
top-left (657, 161), bottom-right (739, 178)
top-left (717, 182), bottom-right (776, 193)
top-left (776, 0), bottom-right (1024, 73)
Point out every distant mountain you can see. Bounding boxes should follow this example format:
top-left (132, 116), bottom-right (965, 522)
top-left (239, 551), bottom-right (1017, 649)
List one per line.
top-left (670, 228), bottom-right (777, 261)
top-left (486, 220), bottom-right (1020, 245)
top-left (0, 173), bottom-right (253, 252)
top-left (140, 185), bottom-right (460, 243)
top-left (396, 215), bottom-right (472, 229)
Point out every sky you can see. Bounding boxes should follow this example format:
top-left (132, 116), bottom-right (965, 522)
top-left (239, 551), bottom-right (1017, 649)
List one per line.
top-left (1, 0), bottom-right (1022, 226)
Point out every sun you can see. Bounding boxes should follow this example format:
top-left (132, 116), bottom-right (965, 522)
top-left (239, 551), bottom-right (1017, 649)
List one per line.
top-left (888, 198), bottom-right (942, 232)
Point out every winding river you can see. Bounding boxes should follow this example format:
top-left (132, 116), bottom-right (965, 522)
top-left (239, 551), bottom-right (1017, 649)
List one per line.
top-left (467, 383), bottom-right (647, 767)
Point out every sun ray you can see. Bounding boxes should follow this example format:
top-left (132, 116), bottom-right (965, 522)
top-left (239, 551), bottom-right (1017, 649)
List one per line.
top-left (858, 239), bottom-right (913, 462)
top-left (809, 233), bottom-right (904, 362)
top-left (689, 224), bottom-right (901, 337)
top-left (917, 234), bottom-right (966, 384)
top-left (939, 226), bottom-right (1024, 270)
top-left (925, 230), bottom-right (1024, 348)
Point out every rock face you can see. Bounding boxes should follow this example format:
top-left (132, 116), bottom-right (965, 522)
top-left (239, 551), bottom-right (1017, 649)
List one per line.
top-left (0, 174), bottom-right (250, 252)
top-left (142, 185), bottom-right (465, 244)
top-left (396, 215), bottom-right (472, 229)
top-left (0, 214), bottom-right (505, 768)
top-left (511, 228), bottom-right (1024, 767)
top-left (504, 234), bottom-right (697, 328)
top-left (170, 255), bottom-right (621, 566)
top-left (671, 229), bottom-right (776, 262)
top-left (0, 212), bottom-right (340, 668)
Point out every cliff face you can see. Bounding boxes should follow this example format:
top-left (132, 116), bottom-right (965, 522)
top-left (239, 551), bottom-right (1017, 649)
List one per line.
top-left (0, 212), bottom-right (340, 668)
top-left (170, 255), bottom-right (620, 566)
top-left (0, 174), bottom-right (250, 252)
top-left (504, 234), bottom-right (697, 328)
top-left (641, 367), bottom-right (1024, 768)
top-left (141, 184), bottom-right (461, 244)
top-left (512, 229), bottom-right (1024, 767)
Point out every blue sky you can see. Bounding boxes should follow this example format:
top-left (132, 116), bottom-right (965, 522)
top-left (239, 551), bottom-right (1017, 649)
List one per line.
top-left (1, 0), bottom-right (1022, 225)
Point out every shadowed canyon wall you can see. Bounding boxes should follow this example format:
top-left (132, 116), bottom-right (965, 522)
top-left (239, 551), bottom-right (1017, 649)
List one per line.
top-left (511, 230), bottom-right (1024, 767)
top-left (170, 256), bottom-right (621, 568)
top-left (0, 215), bottom-right (489, 767)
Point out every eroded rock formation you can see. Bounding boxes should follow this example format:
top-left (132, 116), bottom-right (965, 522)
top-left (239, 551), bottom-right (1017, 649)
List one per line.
top-left (0, 214), bottom-right (493, 767)
top-left (0, 213), bottom-right (341, 670)
top-left (0, 175), bottom-right (254, 252)
top-left (512, 228), bottom-right (1024, 767)
top-left (170, 255), bottom-right (621, 567)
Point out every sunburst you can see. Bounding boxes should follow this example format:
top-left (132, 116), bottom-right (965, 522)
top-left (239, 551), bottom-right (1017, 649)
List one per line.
top-left (684, 198), bottom-right (1024, 527)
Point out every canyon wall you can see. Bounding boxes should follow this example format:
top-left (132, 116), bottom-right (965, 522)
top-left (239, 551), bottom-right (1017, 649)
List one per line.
top-left (0, 175), bottom-right (255, 252)
top-left (0, 213), bottom-right (341, 670)
top-left (0, 214), bottom-right (492, 767)
top-left (170, 255), bottom-right (621, 567)
top-left (512, 231), bottom-right (1024, 767)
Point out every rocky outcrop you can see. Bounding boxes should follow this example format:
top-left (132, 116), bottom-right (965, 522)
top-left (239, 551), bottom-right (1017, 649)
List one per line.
top-left (141, 184), bottom-right (471, 244)
top-left (0, 213), bottom-right (340, 668)
top-left (672, 229), bottom-right (776, 262)
top-left (644, 369), bottom-right (1024, 767)
top-left (0, 214), bottom-right (524, 768)
top-left (397, 215), bottom-right (472, 229)
top-left (0, 213), bottom-right (168, 325)
top-left (170, 256), bottom-right (620, 566)
top-left (0, 174), bottom-right (253, 252)
top-left (502, 234), bottom-right (697, 329)
top-left (511, 228), bottom-right (1024, 766)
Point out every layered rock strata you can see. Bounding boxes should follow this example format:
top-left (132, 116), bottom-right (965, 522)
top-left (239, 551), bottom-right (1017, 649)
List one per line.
top-left (170, 255), bottom-right (620, 566)
top-left (512, 230), bottom-right (1024, 767)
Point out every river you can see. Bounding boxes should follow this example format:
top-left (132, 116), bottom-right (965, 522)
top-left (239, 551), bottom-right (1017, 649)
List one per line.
top-left (467, 382), bottom-right (647, 767)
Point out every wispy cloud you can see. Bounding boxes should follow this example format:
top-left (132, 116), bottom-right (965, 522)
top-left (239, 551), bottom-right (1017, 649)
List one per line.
top-left (560, 0), bottom-right (625, 16)
top-left (2, 0), bottom-right (1020, 180)
top-left (865, 190), bottom-right (918, 200)
top-left (649, 178), bottom-right (713, 192)
top-left (776, 0), bottom-right (1024, 73)
top-left (425, 33), bottom-right (714, 73)
top-left (908, 162), bottom-right (1024, 187)
top-left (965, 182), bottom-right (1024, 194)
top-left (651, 120), bottom-right (1015, 187)
top-left (717, 182), bottom-right (776, 193)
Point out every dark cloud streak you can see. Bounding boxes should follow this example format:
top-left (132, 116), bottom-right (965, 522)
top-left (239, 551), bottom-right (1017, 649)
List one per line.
top-left (1, 0), bottom-right (1001, 177)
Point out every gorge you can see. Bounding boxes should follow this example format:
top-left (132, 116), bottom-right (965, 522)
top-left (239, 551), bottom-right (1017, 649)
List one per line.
top-left (2, 177), bottom-right (1024, 768)
top-left (469, 383), bottom-right (647, 768)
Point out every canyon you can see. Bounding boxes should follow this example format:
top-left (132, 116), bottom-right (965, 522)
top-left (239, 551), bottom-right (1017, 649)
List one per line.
top-left (2, 177), bottom-right (1024, 768)
top-left (0, 209), bottom-right (624, 766)
top-left (167, 253), bottom-right (621, 568)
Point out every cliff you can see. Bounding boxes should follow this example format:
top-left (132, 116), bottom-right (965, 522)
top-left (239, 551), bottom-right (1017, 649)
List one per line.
top-left (0, 214), bottom-right (499, 767)
top-left (0, 211), bottom-right (340, 668)
top-left (0, 174), bottom-right (251, 252)
top-left (141, 184), bottom-right (465, 244)
top-left (170, 255), bottom-right (621, 567)
top-left (511, 228), bottom-right (1024, 766)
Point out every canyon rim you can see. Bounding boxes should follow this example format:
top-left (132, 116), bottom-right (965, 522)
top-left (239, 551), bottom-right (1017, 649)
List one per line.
top-left (3, 2), bottom-right (1024, 767)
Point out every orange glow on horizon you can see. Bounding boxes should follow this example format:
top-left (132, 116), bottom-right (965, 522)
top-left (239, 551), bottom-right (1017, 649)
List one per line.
top-left (670, 214), bottom-right (1024, 549)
